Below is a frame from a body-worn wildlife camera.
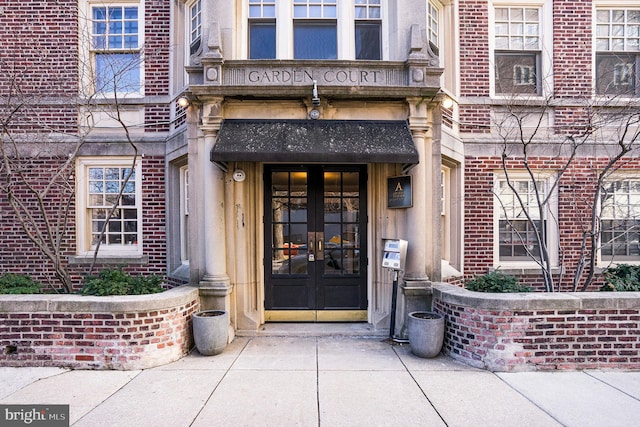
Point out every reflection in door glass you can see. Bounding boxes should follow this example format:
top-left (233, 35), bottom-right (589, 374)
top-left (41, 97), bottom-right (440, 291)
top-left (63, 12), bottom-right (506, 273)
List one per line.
top-left (324, 171), bottom-right (360, 275)
top-left (272, 171), bottom-right (308, 275)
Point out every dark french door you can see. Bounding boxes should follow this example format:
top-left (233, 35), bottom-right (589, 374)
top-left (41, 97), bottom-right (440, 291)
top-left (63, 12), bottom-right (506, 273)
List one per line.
top-left (264, 165), bottom-right (368, 322)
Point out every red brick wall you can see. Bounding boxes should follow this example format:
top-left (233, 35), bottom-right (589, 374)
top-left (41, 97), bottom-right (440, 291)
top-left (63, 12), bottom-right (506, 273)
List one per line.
top-left (0, 2), bottom-right (172, 290)
top-left (458, 1), bottom-right (491, 134)
top-left (459, 105), bottom-right (491, 133)
top-left (1, 1), bottom-right (172, 131)
top-left (144, 0), bottom-right (172, 131)
top-left (457, 0), bottom-right (595, 133)
top-left (0, 0), bottom-right (78, 132)
top-left (553, 0), bottom-right (592, 97)
top-left (433, 284), bottom-right (640, 371)
top-left (0, 155), bottom-right (168, 291)
top-left (463, 157), bottom-right (640, 291)
top-left (0, 287), bottom-right (199, 369)
top-left (459, 1), bottom-right (490, 97)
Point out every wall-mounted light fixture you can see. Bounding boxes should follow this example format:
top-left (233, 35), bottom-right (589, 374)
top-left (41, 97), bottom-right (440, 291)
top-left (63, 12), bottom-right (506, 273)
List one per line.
top-left (312, 80), bottom-right (320, 106)
top-left (442, 96), bottom-right (454, 109)
top-left (177, 96), bottom-right (190, 108)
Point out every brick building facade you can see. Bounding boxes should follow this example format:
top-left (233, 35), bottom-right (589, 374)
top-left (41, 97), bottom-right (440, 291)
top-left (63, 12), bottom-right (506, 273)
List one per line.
top-left (1, 1), bottom-right (639, 335)
top-left (0, 1), bottom-right (172, 291)
top-left (456, 0), bottom-right (640, 292)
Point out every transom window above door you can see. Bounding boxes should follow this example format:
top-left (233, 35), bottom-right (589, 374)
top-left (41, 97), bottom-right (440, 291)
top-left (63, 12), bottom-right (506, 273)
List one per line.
top-left (247, 0), bottom-right (384, 60)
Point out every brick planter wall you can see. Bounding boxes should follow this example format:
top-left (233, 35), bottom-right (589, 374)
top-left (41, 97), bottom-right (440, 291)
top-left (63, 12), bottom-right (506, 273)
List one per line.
top-left (432, 283), bottom-right (640, 372)
top-left (0, 286), bottom-right (199, 370)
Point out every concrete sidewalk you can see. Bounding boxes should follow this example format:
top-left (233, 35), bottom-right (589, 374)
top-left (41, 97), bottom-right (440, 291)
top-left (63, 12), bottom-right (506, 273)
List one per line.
top-left (2, 336), bottom-right (640, 426)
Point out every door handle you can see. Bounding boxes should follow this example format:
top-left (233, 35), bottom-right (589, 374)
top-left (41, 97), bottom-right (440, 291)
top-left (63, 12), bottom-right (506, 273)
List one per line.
top-left (316, 232), bottom-right (324, 260)
top-left (308, 232), bottom-right (324, 261)
top-left (307, 231), bottom-right (316, 261)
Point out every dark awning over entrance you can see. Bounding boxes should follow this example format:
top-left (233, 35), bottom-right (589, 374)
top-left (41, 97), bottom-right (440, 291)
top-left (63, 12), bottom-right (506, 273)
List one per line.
top-left (211, 120), bottom-right (418, 164)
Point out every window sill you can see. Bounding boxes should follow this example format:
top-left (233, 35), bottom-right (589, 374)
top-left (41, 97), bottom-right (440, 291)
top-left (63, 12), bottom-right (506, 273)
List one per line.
top-left (69, 255), bottom-right (149, 265)
top-left (490, 265), bottom-right (562, 276)
top-left (169, 263), bottom-right (190, 282)
top-left (598, 260), bottom-right (640, 268)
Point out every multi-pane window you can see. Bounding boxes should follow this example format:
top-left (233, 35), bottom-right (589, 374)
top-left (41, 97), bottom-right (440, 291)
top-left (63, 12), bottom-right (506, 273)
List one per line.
top-left (496, 179), bottom-right (546, 261)
top-left (180, 166), bottom-right (190, 264)
top-left (355, 0), bottom-right (381, 60)
top-left (293, 0), bottom-right (337, 59)
top-left (427, 1), bottom-right (439, 51)
top-left (88, 166), bottom-right (139, 248)
top-left (600, 180), bottom-right (640, 260)
top-left (249, 0), bottom-right (276, 59)
top-left (494, 7), bottom-right (541, 95)
top-left (189, 0), bottom-right (202, 56)
top-left (91, 4), bottom-right (142, 94)
top-left (596, 9), bottom-right (640, 97)
top-left (77, 158), bottom-right (142, 256)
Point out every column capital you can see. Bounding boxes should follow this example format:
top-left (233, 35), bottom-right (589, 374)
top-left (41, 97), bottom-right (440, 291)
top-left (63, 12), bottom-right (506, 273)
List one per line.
top-left (201, 98), bottom-right (224, 131)
top-left (406, 97), bottom-right (430, 133)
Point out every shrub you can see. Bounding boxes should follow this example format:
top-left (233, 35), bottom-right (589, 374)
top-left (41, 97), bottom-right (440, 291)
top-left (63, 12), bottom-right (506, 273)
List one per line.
top-left (0, 273), bottom-right (42, 294)
top-left (601, 264), bottom-right (640, 292)
top-left (465, 271), bottom-right (533, 293)
top-left (81, 268), bottom-right (164, 296)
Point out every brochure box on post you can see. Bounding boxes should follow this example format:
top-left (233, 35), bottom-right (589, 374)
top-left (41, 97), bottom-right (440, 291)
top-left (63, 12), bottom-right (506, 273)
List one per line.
top-left (382, 238), bottom-right (408, 271)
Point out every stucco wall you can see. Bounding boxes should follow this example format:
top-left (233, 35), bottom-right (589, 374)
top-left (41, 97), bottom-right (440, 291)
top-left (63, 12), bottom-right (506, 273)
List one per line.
top-left (432, 283), bottom-right (640, 372)
top-left (0, 286), bottom-right (199, 370)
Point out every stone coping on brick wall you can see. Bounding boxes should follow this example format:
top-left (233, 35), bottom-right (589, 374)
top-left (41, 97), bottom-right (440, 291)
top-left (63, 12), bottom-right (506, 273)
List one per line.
top-left (0, 285), bottom-right (199, 313)
top-left (431, 283), bottom-right (640, 371)
top-left (0, 285), bottom-right (200, 370)
top-left (432, 283), bottom-right (640, 310)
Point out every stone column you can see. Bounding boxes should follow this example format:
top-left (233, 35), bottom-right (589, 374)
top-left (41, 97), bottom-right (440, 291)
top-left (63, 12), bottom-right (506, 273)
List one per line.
top-left (197, 100), bottom-right (232, 318)
top-left (395, 98), bottom-right (442, 340)
top-left (404, 98), bottom-right (431, 284)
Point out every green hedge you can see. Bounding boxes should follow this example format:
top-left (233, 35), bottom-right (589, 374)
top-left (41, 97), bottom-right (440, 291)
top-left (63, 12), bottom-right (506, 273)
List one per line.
top-left (0, 274), bottom-right (42, 294)
top-left (601, 264), bottom-right (640, 292)
top-left (80, 268), bottom-right (164, 296)
top-left (465, 271), bottom-right (533, 293)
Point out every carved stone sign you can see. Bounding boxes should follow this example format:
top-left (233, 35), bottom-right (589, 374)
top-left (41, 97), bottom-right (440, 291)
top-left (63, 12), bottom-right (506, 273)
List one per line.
top-left (223, 64), bottom-right (410, 87)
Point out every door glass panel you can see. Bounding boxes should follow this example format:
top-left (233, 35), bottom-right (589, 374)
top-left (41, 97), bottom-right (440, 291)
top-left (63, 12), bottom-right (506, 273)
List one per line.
top-left (272, 171), bottom-right (308, 275)
top-left (323, 171), bottom-right (360, 275)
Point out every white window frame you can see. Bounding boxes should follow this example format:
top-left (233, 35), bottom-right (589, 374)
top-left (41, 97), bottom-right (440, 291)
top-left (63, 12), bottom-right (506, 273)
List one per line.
top-left (489, 0), bottom-right (552, 99)
top-left (76, 157), bottom-right (143, 258)
top-left (81, 0), bottom-right (145, 98)
top-left (248, 0), bottom-right (277, 59)
top-left (441, 166), bottom-right (450, 264)
top-left (427, 1), bottom-right (440, 50)
top-left (354, 0), bottom-right (382, 60)
top-left (598, 174), bottom-right (640, 266)
top-left (594, 4), bottom-right (640, 98)
top-left (180, 165), bottom-right (190, 264)
top-left (493, 171), bottom-right (558, 269)
top-left (188, 0), bottom-right (202, 56)
top-left (240, 0), bottom-right (388, 60)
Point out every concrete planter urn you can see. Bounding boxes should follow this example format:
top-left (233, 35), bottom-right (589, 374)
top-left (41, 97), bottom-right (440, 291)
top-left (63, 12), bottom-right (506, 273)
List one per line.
top-left (407, 311), bottom-right (445, 358)
top-left (193, 310), bottom-right (229, 356)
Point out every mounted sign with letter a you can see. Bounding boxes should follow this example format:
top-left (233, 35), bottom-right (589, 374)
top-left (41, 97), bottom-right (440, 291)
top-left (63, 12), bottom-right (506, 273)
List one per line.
top-left (387, 175), bottom-right (412, 208)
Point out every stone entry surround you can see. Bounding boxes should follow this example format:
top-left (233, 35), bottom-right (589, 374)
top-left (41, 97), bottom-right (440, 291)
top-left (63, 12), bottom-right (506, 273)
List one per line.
top-left (433, 283), bottom-right (640, 371)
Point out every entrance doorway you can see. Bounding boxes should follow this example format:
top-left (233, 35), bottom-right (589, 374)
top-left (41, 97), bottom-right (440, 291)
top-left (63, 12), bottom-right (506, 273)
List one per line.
top-left (264, 165), bottom-right (368, 322)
